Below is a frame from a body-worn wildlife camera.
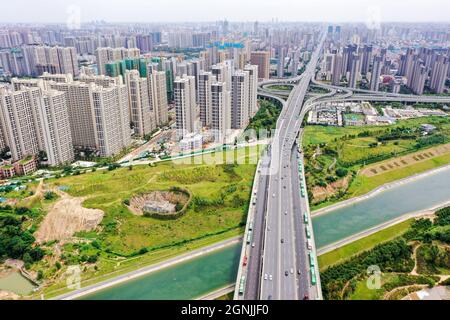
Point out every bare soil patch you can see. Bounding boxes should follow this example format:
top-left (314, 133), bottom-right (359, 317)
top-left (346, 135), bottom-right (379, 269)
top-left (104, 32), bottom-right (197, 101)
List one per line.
top-left (35, 193), bottom-right (104, 243)
top-left (312, 176), bottom-right (351, 203)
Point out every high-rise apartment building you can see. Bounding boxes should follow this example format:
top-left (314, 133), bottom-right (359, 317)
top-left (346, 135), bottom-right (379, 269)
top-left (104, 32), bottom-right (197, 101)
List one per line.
top-left (430, 54), bottom-right (449, 94)
top-left (348, 52), bottom-right (361, 88)
top-left (174, 75), bottom-right (198, 139)
top-left (125, 70), bottom-right (155, 137)
top-left (211, 82), bottom-right (231, 142)
top-left (0, 86), bottom-right (74, 165)
top-left (198, 71), bottom-right (215, 127)
top-left (231, 70), bottom-right (249, 129)
top-left (370, 55), bottom-right (383, 91)
top-left (147, 68), bottom-right (169, 126)
top-left (96, 47), bottom-right (140, 75)
top-left (250, 51), bottom-right (270, 79)
top-left (332, 53), bottom-right (343, 86)
top-left (244, 64), bottom-right (258, 118)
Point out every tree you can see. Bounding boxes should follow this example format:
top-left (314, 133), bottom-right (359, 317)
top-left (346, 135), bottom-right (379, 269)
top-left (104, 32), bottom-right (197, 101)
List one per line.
top-left (335, 168), bottom-right (348, 178)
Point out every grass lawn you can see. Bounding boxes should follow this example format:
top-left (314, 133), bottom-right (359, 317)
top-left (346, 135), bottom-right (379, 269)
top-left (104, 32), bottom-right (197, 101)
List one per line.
top-left (348, 273), bottom-right (396, 300)
top-left (48, 146), bottom-right (260, 256)
top-left (318, 219), bottom-right (413, 271)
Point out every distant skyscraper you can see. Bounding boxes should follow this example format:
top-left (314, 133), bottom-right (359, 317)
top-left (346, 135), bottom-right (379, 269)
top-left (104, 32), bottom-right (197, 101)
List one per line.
top-left (370, 55), bottom-right (383, 91)
top-left (429, 54), bottom-right (449, 94)
top-left (348, 53), bottom-right (361, 88)
top-left (250, 51), bottom-right (270, 79)
top-left (361, 45), bottom-right (373, 75)
top-left (332, 53), bottom-right (343, 86)
top-left (408, 58), bottom-right (428, 95)
top-left (277, 47), bottom-right (286, 77)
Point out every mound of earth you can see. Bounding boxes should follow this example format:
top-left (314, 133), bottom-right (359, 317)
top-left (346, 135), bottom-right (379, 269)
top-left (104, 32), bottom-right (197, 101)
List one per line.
top-left (129, 191), bottom-right (188, 216)
top-left (35, 193), bottom-right (104, 243)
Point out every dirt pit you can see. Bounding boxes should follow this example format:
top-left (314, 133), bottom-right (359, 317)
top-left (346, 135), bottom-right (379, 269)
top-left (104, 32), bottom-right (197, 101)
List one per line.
top-left (129, 191), bottom-right (188, 216)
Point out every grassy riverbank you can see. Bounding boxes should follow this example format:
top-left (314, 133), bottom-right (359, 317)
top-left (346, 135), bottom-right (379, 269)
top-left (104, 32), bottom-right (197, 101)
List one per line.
top-left (318, 219), bottom-right (413, 271)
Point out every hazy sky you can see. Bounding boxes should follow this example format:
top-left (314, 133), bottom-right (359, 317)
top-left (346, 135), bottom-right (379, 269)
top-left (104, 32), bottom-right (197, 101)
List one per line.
top-left (1, 0), bottom-right (450, 23)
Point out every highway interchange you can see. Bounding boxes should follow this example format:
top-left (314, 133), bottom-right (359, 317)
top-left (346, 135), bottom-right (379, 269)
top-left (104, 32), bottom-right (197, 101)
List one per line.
top-left (236, 30), bottom-right (450, 301)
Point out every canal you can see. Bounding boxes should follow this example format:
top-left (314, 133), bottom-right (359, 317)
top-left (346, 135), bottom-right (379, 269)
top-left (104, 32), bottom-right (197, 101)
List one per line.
top-left (82, 243), bottom-right (241, 300)
top-left (312, 166), bottom-right (450, 248)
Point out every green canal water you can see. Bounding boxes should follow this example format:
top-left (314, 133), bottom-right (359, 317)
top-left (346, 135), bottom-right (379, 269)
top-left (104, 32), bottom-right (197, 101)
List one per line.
top-left (312, 166), bottom-right (450, 248)
top-left (81, 166), bottom-right (450, 300)
top-left (0, 272), bottom-right (35, 295)
top-left (82, 243), bottom-right (241, 300)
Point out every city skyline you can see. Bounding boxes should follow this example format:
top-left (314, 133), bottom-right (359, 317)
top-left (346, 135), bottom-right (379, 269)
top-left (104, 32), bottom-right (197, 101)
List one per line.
top-left (1, 0), bottom-right (450, 23)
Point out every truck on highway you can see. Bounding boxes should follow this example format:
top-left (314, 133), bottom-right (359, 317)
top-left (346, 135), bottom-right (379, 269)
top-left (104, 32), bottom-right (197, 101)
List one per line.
top-left (309, 252), bottom-right (315, 267)
top-left (246, 230), bottom-right (253, 244)
top-left (305, 226), bottom-right (311, 238)
top-left (310, 269), bottom-right (317, 285)
top-left (239, 275), bottom-right (246, 295)
top-left (307, 238), bottom-right (312, 250)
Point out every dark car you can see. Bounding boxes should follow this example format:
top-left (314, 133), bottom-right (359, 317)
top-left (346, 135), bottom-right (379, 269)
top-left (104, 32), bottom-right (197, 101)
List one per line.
top-left (285, 271), bottom-right (289, 276)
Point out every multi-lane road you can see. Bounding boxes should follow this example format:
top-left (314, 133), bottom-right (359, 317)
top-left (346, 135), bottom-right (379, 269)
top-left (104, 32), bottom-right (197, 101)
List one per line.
top-left (256, 32), bottom-right (326, 300)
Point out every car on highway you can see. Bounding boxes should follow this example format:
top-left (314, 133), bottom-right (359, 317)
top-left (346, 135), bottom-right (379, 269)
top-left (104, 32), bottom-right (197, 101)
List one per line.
top-left (252, 243), bottom-right (255, 248)
top-left (290, 268), bottom-right (294, 274)
top-left (272, 193), bottom-right (275, 198)
top-left (285, 271), bottom-right (289, 276)
top-left (297, 269), bottom-right (301, 275)
top-left (269, 275), bottom-right (273, 281)
top-left (281, 238), bottom-right (284, 243)
top-left (264, 274), bottom-right (268, 280)
top-left (284, 211), bottom-right (287, 215)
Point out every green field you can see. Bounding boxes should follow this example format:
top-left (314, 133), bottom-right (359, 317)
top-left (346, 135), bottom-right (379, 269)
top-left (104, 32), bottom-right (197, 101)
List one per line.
top-left (318, 219), bottom-right (413, 271)
top-left (49, 147), bottom-right (260, 256)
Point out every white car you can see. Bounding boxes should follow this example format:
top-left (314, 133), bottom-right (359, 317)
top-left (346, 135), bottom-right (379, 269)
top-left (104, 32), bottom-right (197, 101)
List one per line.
top-left (269, 275), bottom-right (273, 281)
top-left (264, 274), bottom-right (268, 280)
